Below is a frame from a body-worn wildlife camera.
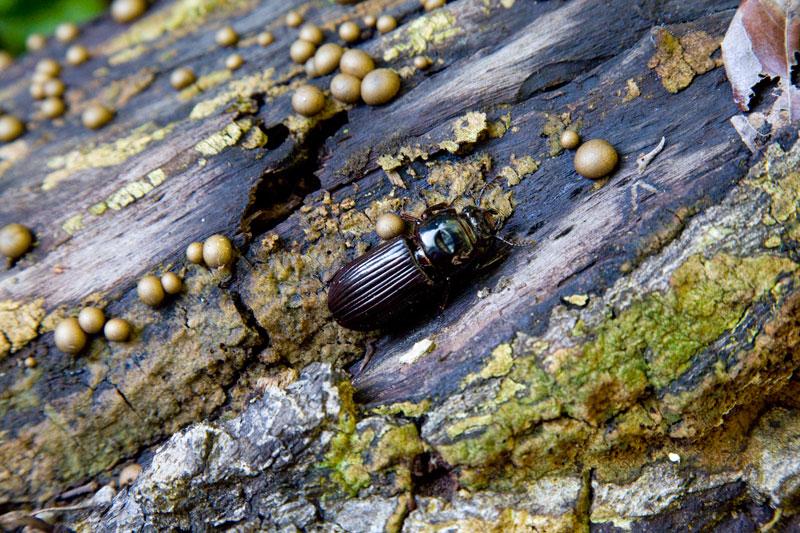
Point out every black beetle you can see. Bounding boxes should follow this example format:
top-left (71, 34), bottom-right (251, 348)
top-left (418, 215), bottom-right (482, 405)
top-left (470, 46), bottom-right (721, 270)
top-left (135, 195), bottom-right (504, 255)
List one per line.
top-left (327, 204), bottom-right (501, 331)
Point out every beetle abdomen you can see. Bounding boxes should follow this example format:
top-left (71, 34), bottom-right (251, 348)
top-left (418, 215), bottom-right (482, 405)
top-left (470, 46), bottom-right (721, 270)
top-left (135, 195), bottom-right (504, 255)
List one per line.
top-left (327, 237), bottom-right (435, 330)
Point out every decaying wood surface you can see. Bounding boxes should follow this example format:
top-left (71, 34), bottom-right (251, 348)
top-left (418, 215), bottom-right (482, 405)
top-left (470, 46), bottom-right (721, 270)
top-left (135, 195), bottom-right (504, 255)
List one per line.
top-left (2, 0), bottom-right (800, 529)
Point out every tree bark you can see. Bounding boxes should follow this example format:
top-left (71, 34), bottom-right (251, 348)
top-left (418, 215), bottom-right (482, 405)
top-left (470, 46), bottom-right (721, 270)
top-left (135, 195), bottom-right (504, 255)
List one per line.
top-left (1, 0), bottom-right (799, 530)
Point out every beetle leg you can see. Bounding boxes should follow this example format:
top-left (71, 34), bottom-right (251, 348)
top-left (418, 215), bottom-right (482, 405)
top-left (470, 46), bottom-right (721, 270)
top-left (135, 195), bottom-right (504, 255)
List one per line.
top-left (421, 203), bottom-right (451, 219)
top-left (438, 280), bottom-right (451, 312)
top-left (356, 338), bottom-right (377, 375)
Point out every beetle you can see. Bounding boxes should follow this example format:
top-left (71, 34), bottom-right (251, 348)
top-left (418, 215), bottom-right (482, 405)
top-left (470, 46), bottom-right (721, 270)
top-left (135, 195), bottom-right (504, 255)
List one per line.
top-left (327, 204), bottom-right (502, 331)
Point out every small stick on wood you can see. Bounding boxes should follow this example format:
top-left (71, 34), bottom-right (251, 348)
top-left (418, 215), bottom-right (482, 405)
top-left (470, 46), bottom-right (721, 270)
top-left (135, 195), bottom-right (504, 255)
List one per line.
top-left (637, 136), bottom-right (666, 173)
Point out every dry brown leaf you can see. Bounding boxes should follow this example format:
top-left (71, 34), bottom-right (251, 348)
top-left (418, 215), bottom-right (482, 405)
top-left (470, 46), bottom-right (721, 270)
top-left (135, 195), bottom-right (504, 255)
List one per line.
top-left (721, 0), bottom-right (800, 126)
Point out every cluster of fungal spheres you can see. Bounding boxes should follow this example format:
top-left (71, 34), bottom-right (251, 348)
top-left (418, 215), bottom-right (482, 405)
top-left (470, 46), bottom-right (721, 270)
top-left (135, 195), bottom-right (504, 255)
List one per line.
top-left (0, 10), bottom-right (127, 143)
top-left (185, 234), bottom-right (236, 269)
top-left (287, 9), bottom-right (403, 117)
top-left (559, 130), bottom-right (619, 179)
top-left (54, 307), bottom-right (132, 355)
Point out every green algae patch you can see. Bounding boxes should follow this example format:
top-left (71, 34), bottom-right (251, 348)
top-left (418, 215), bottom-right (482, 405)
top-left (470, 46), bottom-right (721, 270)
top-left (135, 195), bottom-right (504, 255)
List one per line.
top-left (323, 382), bottom-right (372, 496)
top-left (43, 122), bottom-right (176, 191)
top-left (322, 381), bottom-right (425, 497)
top-left (383, 10), bottom-right (461, 62)
top-left (371, 399), bottom-right (431, 418)
top-left (0, 299), bottom-right (46, 359)
top-left (369, 423), bottom-right (425, 471)
top-left (463, 343), bottom-right (514, 386)
top-left (435, 252), bottom-right (796, 476)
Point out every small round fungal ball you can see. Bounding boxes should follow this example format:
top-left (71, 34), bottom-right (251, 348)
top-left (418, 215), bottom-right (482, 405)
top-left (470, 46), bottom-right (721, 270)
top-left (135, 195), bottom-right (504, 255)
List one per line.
top-left (24, 356), bottom-right (37, 368)
top-left (286, 11), bottom-right (303, 28)
top-left (215, 25), bottom-right (239, 47)
top-left (361, 68), bottom-right (400, 105)
top-left (574, 139), bottom-right (619, 179)
top-left (82, 103), bottom-right (114, 130)
top-left (290, 39), bottom-right (316, 64)
top-left (35, 58), bottom-right (61, 77)
top-left (26, 33), bottom-right (46, 51)
top-left (0, 51), bottom-right (12, 71)
top-left (291, 84), bottom-right (326, 117)
top-left (330, 73), bottom-right (361, 104)
top-left (170, 67), bottom-right (195, 90)
top-left (0, 223), bottom-right (32, 259)
top-left (54, 318), bottom-right (87, 355)
top-left (363, 14), bottom-right (377, 28)
top-left (376, 14), bottom-right (397, 33)
top-left (137, 274), bottom-right (165, 307)
top-left (313, 43), bottom-right (343, 76)
top-left (56, 22), bottom-right (80, 43)
top-left (66, 44), bottom-right (90, 65)
top-left (111, 0), bottom-right (148, 23)
top-left (186, 242), bottom-right (204, 264)
top-left (160, 272), bottom-right (183, 295)
top-left (376, 213), bottom-right (405, 240)
top-left (413, 55), bottom-right (432, 70)
top-left (257, 31), bottom-right (274, 47)
top-left (119, 463), bottom-right (142, 486)
top-left (0, 115), bottom-right (25, 143)
top-left (203, 234), bottom-right (235, 268)
top-left (78, 307), bottom-right (105, 334)
top-left (424, 0), bottom-right (446, 10)
top-left (41, 97), bottom-right (66, 119)
top-left (43, 78), bottom-right (65, 98)
top-left (338, 21), bottom-right (361, 43)
top-left (560, 130), bottom-right (580, 150)
top-left (339, 49), bottom-right (374, 79)
top-left (30, 83), bottom-right (46, 100)
top-left (305, 58), bottom-right (318, 78)
top-left (104, 318), bottom-right (132, 342)
top-left (225, 53), bottom-right (244, 70)
top-left (299, 23), bottom-right (324, 45)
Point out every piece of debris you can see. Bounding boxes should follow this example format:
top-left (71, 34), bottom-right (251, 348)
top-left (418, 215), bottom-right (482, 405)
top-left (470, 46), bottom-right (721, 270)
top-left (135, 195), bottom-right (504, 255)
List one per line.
top-left (562, 294), bottom-right (589, 307)
top-left (637, 137), bottom-right (666, 173)
top-left (399, 338), bottom-right (435, 365)
top-left (668, 452), bottom-right (681, 463)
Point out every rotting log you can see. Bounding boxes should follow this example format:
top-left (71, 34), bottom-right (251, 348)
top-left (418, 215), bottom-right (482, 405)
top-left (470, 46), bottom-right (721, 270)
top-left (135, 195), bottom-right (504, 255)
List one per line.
top-left (1, 0), bottom-right (799, 530)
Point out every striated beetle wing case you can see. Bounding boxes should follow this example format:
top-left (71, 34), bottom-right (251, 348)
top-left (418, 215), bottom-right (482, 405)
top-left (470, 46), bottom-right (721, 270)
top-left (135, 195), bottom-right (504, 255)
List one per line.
top-left (327, 238), bottom-right (436, 331)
